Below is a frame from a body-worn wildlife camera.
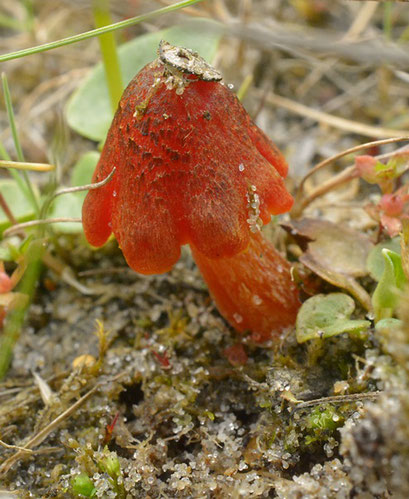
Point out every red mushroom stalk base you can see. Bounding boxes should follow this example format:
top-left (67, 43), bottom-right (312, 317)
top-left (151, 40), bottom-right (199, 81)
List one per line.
top-left (191, 231), bottom-right (300, 343)
top-left (82, 41), bottom-right (300, 341)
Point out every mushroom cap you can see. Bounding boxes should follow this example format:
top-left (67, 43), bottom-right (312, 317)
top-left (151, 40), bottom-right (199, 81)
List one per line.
top-left (82, 55), bottom-right (293, 274)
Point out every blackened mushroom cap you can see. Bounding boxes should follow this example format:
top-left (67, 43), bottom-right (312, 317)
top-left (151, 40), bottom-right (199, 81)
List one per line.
top-left (82, 43), bottom-right (293, 274)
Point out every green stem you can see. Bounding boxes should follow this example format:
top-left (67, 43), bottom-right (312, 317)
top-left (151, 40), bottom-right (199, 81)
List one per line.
top-left (22, 0), bottom-right (35, 32)
top-left (0, 0), bottom-right (204, 63)
top-left (383, 1), bottom-right (392, 40)
top-left (2, 74), bottom-right (40, 216)
top-left (92, 0), bottom-right (123, 112)
top-left (0, 241), bottom-right (44, 380)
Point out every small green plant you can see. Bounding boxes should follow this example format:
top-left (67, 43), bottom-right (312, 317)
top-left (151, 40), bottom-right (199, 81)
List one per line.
top-left (71, 472), bottom-right (97, 497)
top-left (371, 249), bottom-right (407, 322)
top-left (70, 447), bottom-right (125, 498)
top-left (304, 405), bottom-right (344, 446)
top-left (97, 449), bottom-right (125, 497)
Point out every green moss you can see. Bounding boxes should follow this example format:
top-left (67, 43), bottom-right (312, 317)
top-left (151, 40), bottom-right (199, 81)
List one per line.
top-left (304, 405), bottom-right (344, 445)
top-left (71, 472), bottom-right (96, 497)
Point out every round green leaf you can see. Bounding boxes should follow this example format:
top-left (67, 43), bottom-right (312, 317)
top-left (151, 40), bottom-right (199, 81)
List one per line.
top-left (296, 293), bottom-right (370, 343)
top-left (375, 318), bottom-right (402, 331)
top-left (0, 179), bottom-right (36, 232)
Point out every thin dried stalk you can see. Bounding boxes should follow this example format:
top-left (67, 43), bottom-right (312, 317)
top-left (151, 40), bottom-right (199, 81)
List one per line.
top-left (0, 160), bottom-right (54, 172)
top-left (3, 218), bottom-right (82, 237)
top-left (51, 166), bottom-right (116, 200)
top-left (292, 138), bottom-right (409, 218)
top-left (291, 391), bottom-right (382, 413)
top-left (0, 384), bottom-right (98, 475)
top-left (266, 92), bottom-right (409, 139)
top-left (0, 440), bottom-right (33, 453)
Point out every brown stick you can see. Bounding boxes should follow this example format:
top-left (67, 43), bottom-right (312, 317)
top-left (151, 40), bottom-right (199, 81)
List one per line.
top-left (291, 138), bottom-right (409, 218)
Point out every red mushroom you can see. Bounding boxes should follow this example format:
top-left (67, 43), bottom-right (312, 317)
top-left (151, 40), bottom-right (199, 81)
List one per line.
top-left (82, 41), bottom-right (300, 341)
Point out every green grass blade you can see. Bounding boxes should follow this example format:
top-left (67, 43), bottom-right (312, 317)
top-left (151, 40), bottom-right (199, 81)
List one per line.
top-left (0, 0), bottom-right (204, 63)
top-left (383, 1), bottom-right (393, 40)
top-left (2, 74), bottom-right (40, 216)
top-left (2, 75), bottom-right (24, 162)
top-left (92, 0), bottom-right (123, 112)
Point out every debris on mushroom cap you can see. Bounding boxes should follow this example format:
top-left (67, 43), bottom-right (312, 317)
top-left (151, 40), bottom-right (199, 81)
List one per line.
top-left (82, 42), bottom-right (293, 275)
top-left (158, 40), bottom-right (223, 82)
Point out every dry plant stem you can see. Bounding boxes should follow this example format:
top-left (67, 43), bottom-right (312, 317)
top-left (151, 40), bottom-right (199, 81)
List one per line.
top-left (42, 252), bottom-right (95, 296)
top-left (0, 372), bottom-right (126, 475)
top-left (291, 391), bottom-right (382, 413)
top-left (0, 201), bottom-right (92, 295)
top-left (0, 384), bottom-right (98, 475)
top-left (299, 137), bottom-right (409, 192)
top-left (51, 167), bottom-right (116, 200)
top-left (225, 20), bottom-right (409, 67)
top-left (343, 1), bottom-right (379, 41)
top-left (292, 168), bottom-right (360, 218)
top-left (291, 137), bottom-right (409, 218)
top-left (0, 160), bottom-right (55, 172)
top-left (296, 0), bottom-right (376, 101)
top-left (3, 218), bottom-right (82, 238)
top-left (293, 171), bottom-right (358, 219)
top-left (265, 92), bottom-right (409, 139)
top-left (212, 0), bottom-right (231, 21)
top-left (3, 168), bottom-right (115, 237)
top-left (0, 192), bottom-right (17, 225)
top-left (0, 439), bottom-right (33, 453)
top-left (17, 69), bottom-right (89, 130)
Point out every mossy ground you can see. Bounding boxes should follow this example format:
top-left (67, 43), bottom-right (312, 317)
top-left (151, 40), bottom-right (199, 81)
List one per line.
top-left (1, 243), bottom-right (408, 497)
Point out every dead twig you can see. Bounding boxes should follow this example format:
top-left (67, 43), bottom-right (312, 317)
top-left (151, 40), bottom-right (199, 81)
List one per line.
top-left (0, 371), bottom-right (127, 475)
top-left (2, 218), bottom-right (82, 237)
top-left (264, 92), bottom-right (409, 139)
top-left (223, 20), bottom-right (409, 68)
top-left (0, 440), bottom-right (33, 453)
top-left (291, 391), bottom-right (382, 414)
top-left (343, 2), bottom-right (379, 42)
top-left (0, 160), bottom-right (54, 172)
top-left (292, 138), bottom-right (409, 218)
top-left (51, 167), bottom-right (116, 202)
top-left (0, 384), bottom-right (98, 475)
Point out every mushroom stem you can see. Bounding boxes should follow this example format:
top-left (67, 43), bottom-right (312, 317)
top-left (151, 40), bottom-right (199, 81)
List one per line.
top-left (191, 231), bottom-right (300, 342)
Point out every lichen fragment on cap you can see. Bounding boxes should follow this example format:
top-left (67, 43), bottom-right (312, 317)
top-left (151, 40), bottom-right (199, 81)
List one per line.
top-left (158, 40), bottom-right (223, 82)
